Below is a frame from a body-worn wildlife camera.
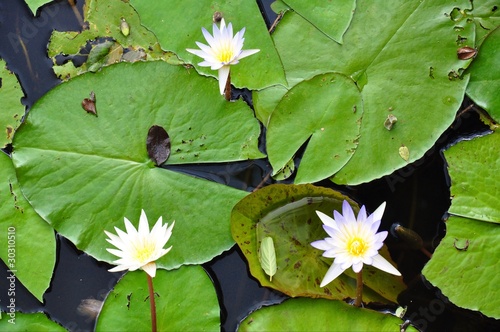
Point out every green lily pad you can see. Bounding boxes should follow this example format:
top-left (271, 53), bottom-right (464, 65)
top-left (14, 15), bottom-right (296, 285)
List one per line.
top-left (48, 0), bottom-right (173, 80)
top-left (231, 184), bottom-right (405, 304)
top-left (466, 26), bottom-right (500, 123)
top-left (238, 297), bottom-right (417, 332)
top-left (0, 312), bottom-right (65, 331)
top-left (266, 72), bottom-right (362, 184)
top-left (423, 131), bottom-right (500, 319)
top-left (467, 0), bottom-right (500, 47)
top-left (257, 0), bottom-right (474, 185)
top-left (129, 0), bottom-right (287, 90)
top-left (25, 0), bottom-right (53, 15)
top-left (281, 0), bottom-right (356, 44)
top-left (0, 152), bottom-right (56, 302)
top-left (12, 61), bottom-right (264, 269)
top-left (96, 267), bottom-right (219, 331)
top-left (422, 215), bottom-right (500, 319)
top-left (447, 132), bottom-right (500, 223)
top-left (0, 59), bottom-right (25, 148)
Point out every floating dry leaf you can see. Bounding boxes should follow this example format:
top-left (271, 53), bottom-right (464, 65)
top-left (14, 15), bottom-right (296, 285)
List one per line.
top-left (399, 145), bottom-right (409, 162)
top-left (146, 125), bottom-right (171, 166)
top-left (81, 91), bottom-right (97, 116)
top-left (384, 114), bottom-right (398, 130)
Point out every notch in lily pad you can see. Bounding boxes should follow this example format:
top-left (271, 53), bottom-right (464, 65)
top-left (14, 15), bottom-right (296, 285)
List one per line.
top-left (146, 125), bottom-right (171, 166)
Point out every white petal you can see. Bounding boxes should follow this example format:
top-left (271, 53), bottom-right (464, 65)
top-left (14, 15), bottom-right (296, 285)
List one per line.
top-left (370, 254), bottom-right (401, 276)
top-left (357, 205), bottom-right (367, 223)
top-left (311, 239), bottom-right (330, 251)
top-left (142, 261), bottom-right (157, 278)
top-left (218, 66), bottom-right (230, 95)
top-left (320, 263), bottom-right (345, 287)
top-left (369, 201), bottom-right (386, 224)
top-left (342, 200), bottom-right (356, 223)
top-left (108, 265), bottom-right (130, 273)
top-left (352, 261), bottom-right (364, 273)
top-left (315, 211), bottom-right (337, 229)
top-left (138, 209), bottom-right (150, 236)
top-left (202, 27), bottom-right (216, 47)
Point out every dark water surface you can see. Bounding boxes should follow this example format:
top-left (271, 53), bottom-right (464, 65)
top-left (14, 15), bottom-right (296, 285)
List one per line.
top-left (1, 0), bottom-right (499, 331)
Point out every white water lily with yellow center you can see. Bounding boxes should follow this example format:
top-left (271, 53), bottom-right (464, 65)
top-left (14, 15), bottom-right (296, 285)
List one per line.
top-left (104, 209), bottom-right (175, 278)
top-left (187, 18), bottom-right (260, 95)
top-left (311, 200), bottom-right (401, 287)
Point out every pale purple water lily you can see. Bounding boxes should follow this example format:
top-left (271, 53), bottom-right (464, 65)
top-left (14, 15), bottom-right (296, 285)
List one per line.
top-left (104, 209), bottom-right (174, 278)
top-left (186, 18), bottom-right (260, 95)
top-left (311, 200), bottom-right (401, 287)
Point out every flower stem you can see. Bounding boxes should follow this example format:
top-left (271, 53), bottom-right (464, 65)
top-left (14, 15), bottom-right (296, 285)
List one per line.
top-left (224, 72), bottom-right (231, 101)
top-left (146, 273), bottom-right (157, 332)
top-left (354, 270), bottom-right (363, 307)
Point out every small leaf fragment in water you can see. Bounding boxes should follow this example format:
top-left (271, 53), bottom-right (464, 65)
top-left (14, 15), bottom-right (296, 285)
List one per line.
top-left (259, 237), bottom-right (277, 281)
top-left (81, 91), bottom-right (97, 116)
top-left (384, 114), bottom-right (398, 130)
top-left (146, 125), bottom-right (171, 166)
top-left (457, 46), bottom-right (477, 60)
top-left (399, 145), bottom-right (409, 162)
top-left (87, 41), bottom-right (114, 72)
top-left (120, 18), bottom-right (130, 37)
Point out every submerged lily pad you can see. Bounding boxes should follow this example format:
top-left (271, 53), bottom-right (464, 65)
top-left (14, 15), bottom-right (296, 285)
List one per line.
top-left (0, 312), bottom-right (65, 331)
top-left (231, 184), bottom-right (405, 304)
top-left (257, 0), bottom-right (474, 185)
top-left (0, 59), bottom-right (25, 148)
top-left (466, 26), bottom-right (500, 123)
top-left (129, 0), bottom-right (287, 90)
top-left (423, 131), bottom-right (500, 319)
top-left (239, 297), bottom-right (417, 332)
top-left (266, 73), bottom-right (363, 184)
top-left (96, 267), bottom-right (219, 331)
top-left (12, 61), bottom-right (264, 269)
top-left (0, 152), bottom-right (56, 302)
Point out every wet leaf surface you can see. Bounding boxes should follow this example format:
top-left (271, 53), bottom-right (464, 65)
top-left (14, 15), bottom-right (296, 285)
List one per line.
top-left (146, 125), bottom-right (171, 166)
top-left (231, 184), bottom-right (405, 304)
top-left (239, 297), bottom-right (417, 332)
top-left (12, 61), bottom-right (264, 269)
top-left (96, 267), bottom-right (219, 331)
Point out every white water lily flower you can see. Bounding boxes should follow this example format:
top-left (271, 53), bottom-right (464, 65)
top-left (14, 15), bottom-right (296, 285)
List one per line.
top-left (311, 200), bottom-right (401, 287)
top-left (104, 209), bottom-right (174, 278)
top-left (186, 18), bottom-right (260, 95)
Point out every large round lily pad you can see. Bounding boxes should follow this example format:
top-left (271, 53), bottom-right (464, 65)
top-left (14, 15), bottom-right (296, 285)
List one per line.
top-left (231, 184), bottom-right (405, 304)
top-left (12, 61), bottom-right (264, 269)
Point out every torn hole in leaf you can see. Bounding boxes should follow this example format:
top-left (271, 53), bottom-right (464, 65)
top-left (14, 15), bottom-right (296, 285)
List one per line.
top-left (146, 125), bottom-right (171, 166)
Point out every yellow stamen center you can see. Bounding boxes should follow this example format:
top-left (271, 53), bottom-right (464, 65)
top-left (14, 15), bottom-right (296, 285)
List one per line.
top-left (347, 237), bottom-right (367, 256)
top-left (217, 46), bottom-right (233, 63)
top-left (134, 242), bottom-right (155, 263)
